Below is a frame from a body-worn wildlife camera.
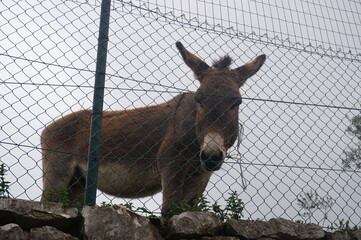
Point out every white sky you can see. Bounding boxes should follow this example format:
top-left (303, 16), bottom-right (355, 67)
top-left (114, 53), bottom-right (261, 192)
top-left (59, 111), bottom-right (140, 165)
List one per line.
top-left (1, 0), bottom-right (360, 228)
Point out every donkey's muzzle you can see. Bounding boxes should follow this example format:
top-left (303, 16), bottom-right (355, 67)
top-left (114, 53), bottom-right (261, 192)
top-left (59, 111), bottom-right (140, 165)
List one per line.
top-left (200, 151), bottom-right (224, 171)
top-left (200, 132), bottom-right (226, 171)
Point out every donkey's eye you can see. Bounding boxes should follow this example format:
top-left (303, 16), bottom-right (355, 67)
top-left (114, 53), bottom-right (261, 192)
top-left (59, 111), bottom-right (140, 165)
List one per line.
top-left (197, 101), bottom-right (204, 108)
top-left (230, 103), bottom-right (239, 110)
top-left (194, 95), bottom-right (204, 107)
top-left (230, 98), bottom-right (242, 110)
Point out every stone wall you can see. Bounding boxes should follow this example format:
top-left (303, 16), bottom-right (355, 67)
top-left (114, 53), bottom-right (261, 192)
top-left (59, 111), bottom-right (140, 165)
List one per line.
top-left (1, 198), bottom-right (360, 240)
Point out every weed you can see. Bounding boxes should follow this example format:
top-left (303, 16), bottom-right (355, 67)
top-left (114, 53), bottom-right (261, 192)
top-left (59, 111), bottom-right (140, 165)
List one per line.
top-left (46, 187), bottom-right (70, 206)
top-left (296, 190), bottom-right (334, 225)
top-left (167, 190), bottom-right (244, 220)
top-left (329, 219), bottom-right (361, 233)
top-left (99, 190), bottom-right (245, 221)
top-left (100, 201), bottom-right (112, 207)
top-left (0, 163), bottom-right (10, 199)
top-left (224, 191), bottom-right (244, 220)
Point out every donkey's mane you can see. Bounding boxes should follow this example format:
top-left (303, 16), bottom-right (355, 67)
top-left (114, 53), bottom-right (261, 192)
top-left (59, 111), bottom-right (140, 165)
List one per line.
top-left (212, 55), bottom-right (233, 69)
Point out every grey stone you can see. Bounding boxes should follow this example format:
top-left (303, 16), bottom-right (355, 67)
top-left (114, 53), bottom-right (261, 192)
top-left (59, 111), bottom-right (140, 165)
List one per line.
top-left (200, 236), bottom-right (240, 240)
top-left (325, 231), bottom-right (352, 240)
top-left (225, 218), bottom-right (325, 240)
top-left (0, 198), bottom-right (81, 236)
top-left (82, 205), bottom-right (163, 240)
top-left (225, 219), bottom-right (272, 239)
top-left (30, 226), bottom-right (77, 240)
top-left (352, 230), bottom-right (361, 240)
top-left (0, 223), bottom-right (24, 240)
top-left (269, 218), bottom-right (325, 240)
top-left (254, 238), bottom-right (277, 240)
top-left (166, 211), bottom-right (223, 239)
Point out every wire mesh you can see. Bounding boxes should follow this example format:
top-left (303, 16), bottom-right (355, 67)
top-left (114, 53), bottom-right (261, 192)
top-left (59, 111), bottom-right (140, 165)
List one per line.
top-left (1, 0), bottom-right (360, 229)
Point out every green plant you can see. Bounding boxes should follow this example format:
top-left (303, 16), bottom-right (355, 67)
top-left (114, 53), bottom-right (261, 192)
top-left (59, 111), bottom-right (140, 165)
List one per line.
top-left (100, 201), bottom-right (157, 218)
top-left (100, 201), bottom-right (112, 207)
top-left (224, 191), bottom-right (244, 220)
top-left (0, 163), bottom-right (10, 199)
top-left (168, 191), bottom-right (244, 220)
top-left (100, 190), bottom-right (245, 220)
top-left (212, 191), bottom-right (244, 221)
top-left (212, 202), bottom-right (227, 221)
top-left (296, 190), bottom-right (334, 225)
top-left (168, 195), bottom-right (211, 216)
top-left (294, 220), bottom-right (305, 224)
top-left (329, 219), bottom-right (361, 233)
top-left (136, 207), bottom-right (157, 218)
top-left (343, 111), bottom-right (361, 169)
top-left (120, 202), bottom-right (135, 211)
top-left (46, 187), bottom-right (70, 206)
top-left (193, 194), bottom-right (211, 212)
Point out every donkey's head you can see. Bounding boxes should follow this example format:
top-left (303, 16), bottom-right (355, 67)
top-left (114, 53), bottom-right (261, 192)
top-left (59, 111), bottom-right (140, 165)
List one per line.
top-left (176, 42), bottom-right (266, 171)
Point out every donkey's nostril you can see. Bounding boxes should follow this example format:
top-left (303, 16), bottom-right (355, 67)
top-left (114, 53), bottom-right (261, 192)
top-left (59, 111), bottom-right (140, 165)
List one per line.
top-left (200, 151), bottom-right (224, 171)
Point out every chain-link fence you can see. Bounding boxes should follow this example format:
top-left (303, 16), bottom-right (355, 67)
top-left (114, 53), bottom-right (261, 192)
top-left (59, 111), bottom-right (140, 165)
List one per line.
top-left (1, 0), bottom-right (360, 229)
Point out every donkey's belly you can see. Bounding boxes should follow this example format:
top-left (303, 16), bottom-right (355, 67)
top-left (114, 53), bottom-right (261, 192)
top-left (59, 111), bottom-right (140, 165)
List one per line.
top-left (80, 159), bottom-right (161, 198)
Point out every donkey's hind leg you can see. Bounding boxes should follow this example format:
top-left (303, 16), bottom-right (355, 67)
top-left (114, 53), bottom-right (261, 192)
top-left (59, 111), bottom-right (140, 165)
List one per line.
top-left (41, 151), bottom-right (76, 204)
top-left (67, 167), bottom-right (86, 206)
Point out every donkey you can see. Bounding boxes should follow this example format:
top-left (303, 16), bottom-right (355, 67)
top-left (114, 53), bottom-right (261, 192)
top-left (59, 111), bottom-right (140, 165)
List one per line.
top-left (41, 42), bottom-right (266, 216)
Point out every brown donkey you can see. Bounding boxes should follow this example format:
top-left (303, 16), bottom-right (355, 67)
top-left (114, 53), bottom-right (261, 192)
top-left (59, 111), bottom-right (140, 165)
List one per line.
top-left (41, 42), bottom-right (266, 216)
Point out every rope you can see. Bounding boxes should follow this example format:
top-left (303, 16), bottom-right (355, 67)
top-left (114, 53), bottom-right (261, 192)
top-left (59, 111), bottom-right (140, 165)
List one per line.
top-left (226, 121), bottom-right (248, 190)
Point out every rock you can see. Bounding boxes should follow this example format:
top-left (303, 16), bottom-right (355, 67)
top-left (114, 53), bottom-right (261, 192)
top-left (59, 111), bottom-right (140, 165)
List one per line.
top-left (0, 223), bottom-right (24, 240)
top-left (325, 231), bottom-right (352, 240)
top-left (82, 205), bottom-right (163, 240)
top-left (0, 198), bottom-right (81, 237)
top-left (269, 218), bottom-right (325, 240)
top-left (225, 218), bottom-right (325, 240)
top-left (30, 226), bottom-right (77, 240)
top-left (166, 212), bottom-right (223, 239)
top-left (324, 230), bottom-right (361, 240)
top-left (351, 230), bottom-right (361, 240)
top-left (254, 239), bottom-right (276, 240)
top-left (200, 236), bottom-right (240, 240)
top-left (225, 219), bottom-right (269, 239)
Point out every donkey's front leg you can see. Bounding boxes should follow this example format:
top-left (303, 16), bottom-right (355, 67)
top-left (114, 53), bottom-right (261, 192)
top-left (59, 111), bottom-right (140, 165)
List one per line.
top-left (159, 161), bottom-right (212, 217)
top-left (157, 137), bottom-right (193, 217)
top-left (182, 166), bottom-right (212, 207)
top-left (159, 162), bottom-right (188, 218)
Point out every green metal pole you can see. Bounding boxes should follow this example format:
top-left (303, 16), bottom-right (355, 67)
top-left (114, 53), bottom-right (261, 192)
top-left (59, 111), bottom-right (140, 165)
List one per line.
top-left (84, 0), bottom-right (111, 206)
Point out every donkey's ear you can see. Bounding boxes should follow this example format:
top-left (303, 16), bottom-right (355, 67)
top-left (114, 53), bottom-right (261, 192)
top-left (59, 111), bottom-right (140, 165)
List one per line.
top-left (236, 54), bottom-right (266, 87)
top-left (176, 42), bottom-right (210, 80)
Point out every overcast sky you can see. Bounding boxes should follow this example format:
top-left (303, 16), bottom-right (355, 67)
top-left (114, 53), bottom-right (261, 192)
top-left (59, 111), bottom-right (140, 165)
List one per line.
top-left (1, 0), bottom-right (360, 227)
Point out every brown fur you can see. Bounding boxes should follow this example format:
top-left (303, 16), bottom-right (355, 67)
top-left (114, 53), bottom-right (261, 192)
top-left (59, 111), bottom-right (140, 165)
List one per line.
top-left (41, 42), bottom-right (266, 217)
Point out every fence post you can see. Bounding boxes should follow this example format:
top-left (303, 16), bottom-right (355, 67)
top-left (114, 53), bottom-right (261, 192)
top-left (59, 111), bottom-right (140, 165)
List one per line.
top-left (84, 0), bottom-right (111, 206)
